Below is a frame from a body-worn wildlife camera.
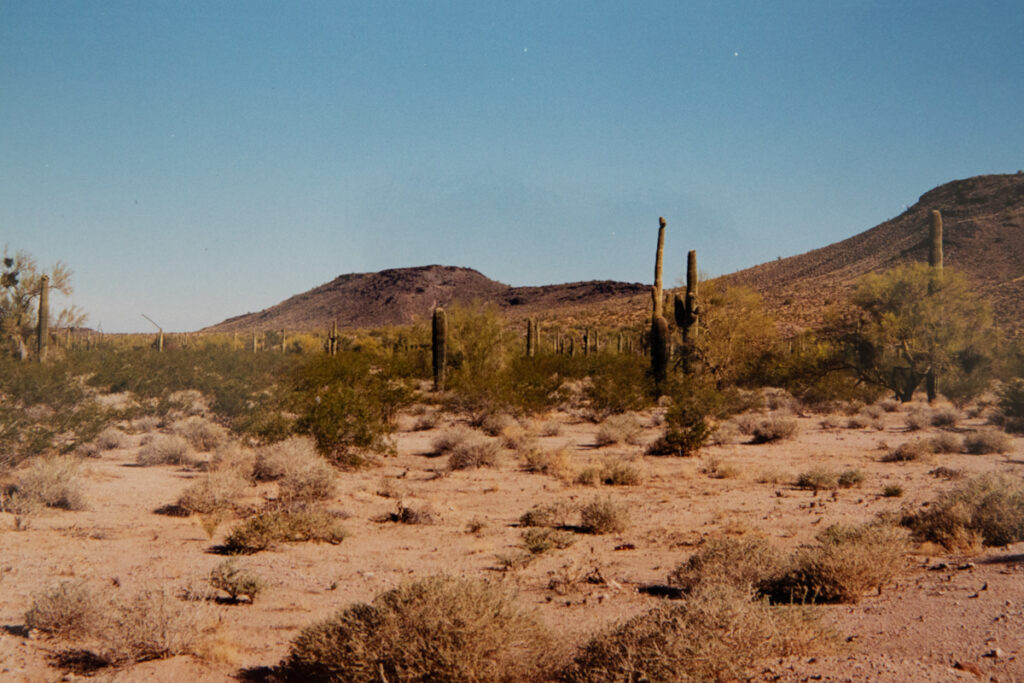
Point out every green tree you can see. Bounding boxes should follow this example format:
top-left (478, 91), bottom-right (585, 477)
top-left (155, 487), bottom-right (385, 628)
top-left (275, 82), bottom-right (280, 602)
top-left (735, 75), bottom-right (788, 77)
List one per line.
top-left (1, 247), bottom-right (84, 359)
top-left (831, 263), bottom-right (995, 402)
top-left (687, 282), bottom-right (777, 386)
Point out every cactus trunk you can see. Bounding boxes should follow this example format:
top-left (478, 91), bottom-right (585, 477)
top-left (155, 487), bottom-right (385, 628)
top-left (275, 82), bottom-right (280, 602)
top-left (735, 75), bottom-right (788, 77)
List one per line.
top-left (526, 317), bottom-right (537, 357)
top-left (432, 308), bottom-right (447, 391)
top-left (653, 217), bottom-right (666, 320)
top-left (36, 275), bottom-right (49, 362)
top-left (650, 315), bottom-right (670, 386)
top-left (929, 210), bottom-right (943, 271)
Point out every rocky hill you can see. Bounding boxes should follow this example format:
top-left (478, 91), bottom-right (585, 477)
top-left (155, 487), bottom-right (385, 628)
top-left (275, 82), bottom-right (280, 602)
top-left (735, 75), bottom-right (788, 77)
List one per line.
top-left (718, 172), bottom-right (1024, 334)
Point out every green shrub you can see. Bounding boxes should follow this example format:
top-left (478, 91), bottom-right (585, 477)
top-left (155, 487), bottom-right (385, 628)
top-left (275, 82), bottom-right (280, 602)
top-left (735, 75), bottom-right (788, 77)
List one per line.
top-left (279, 575), bottom-right (553, 682)
top-left (647, 395), bottom-right (716, 457)
top-left (996, 377), bottom-right (1024, 433)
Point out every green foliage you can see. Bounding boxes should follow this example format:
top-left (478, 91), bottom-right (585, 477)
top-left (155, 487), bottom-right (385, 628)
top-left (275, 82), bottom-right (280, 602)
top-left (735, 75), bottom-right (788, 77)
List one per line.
top-left (690, 283), bottom-right (778, 386)
top-left (997, 378), bottom-right (1024, 432)
top-left (1, 246), bottom-right (85, 358)
top-left (647, 381), bottom-right (721, 457)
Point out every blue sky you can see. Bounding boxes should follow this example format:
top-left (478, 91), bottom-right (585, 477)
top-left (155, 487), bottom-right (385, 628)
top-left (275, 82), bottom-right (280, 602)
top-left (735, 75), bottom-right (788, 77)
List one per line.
top-left (2, 1), bottom-right (1022, 332)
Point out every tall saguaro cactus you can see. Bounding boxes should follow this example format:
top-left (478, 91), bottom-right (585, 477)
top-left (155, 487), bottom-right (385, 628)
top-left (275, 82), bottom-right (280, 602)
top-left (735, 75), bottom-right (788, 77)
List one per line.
top-left (650, 217), bottom-right (670, 385)
top-left (36, 275), bottom-right (49, 362)
top-left (925, 210), bottom-right (944, 402)
top-left (432, 307), bottom-right (447, 391)
top-left (526, 317), bottom-right (537, 358)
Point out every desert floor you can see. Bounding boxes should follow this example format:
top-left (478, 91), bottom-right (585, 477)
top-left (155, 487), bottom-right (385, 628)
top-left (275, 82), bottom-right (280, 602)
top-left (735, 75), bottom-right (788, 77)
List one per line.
top-left (2, 396), bottom-right (1022, 682)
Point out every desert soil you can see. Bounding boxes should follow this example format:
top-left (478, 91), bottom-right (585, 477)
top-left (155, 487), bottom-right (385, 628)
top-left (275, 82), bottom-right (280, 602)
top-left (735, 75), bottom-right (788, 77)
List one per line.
top-left (1, 398), bottom-right (1023, 682)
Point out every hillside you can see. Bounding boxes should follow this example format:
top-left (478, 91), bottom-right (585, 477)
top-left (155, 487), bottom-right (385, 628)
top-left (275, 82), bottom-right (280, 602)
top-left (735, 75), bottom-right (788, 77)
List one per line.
top-left (718, 173), bottom-right (1024, 334)
top-left (202, 265), bottom-right (649, 332)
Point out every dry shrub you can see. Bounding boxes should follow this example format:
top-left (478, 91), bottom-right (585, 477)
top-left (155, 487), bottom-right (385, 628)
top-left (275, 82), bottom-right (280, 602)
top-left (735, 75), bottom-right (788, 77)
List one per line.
top-left (95, 427), bottom-right (126, 450)
top-left (599, 459), bottom-right (643, 486)
top-left (137, 434), bottom-right (196, 467)
top-left (819, 415), bottom-right (842, 430)
top-left (279, 575), bottom-right (554, 682)
top-left (224, 505), bottom-right (348, 554)
top-left (837, 468), bottom-right (864, 488)
top-left (929, 432), bottom-right (963, 454)
top-left (771, 523), bottom-right (908, 604)
top-left (903, 472), bottom-right (1024, 549)
top-left (209, 442), bottom-right (256, 479)
top-left (668, 536), bottom-right (785, 594)
top-left (878, 398), bottom-right (900, 413)
top-left (481, 413), bottom-right (518, 436)
top-left (882, 439), bottom-right (935, 462)
top-left (962, 430), bottom-right (1012, 454)
top-left (10, 455), bottom-right (87, 510)
top-left (177, 470), bottom-right (248, 515)
top-left (209, 559), bottom-right (266, 603)
top-left (501, 424), bottom-right (537, 451)
top-left (905, 409), bottom-right (930, 431)
top-left (701, 456), bottom-right (740, 480)
top-left (750, 416), bottom-right (799, 444)
top-left (520, 501), bottom-right (577, 528)
top-left (411, 413), bottom-right (440, 432)
top-left (130, 415), bottom-right (161, 433)
top-left (539, 421), bottom-right (562, 437)
top-left (278, 455), bottom-right (337, 503)
top-left (929, 466), bottom-right (963, 480)
top-left (795, 468), bottom-right (838, 492)
top-left (593, 414), bottom-right (643, 447)
top-left (709, 420), bottom-right (744, 445)
top-left (882, 484), bottom-right (903, 497)
top-left (520, 446), bottom-right (574, 480)
top-left (521, 528), bottom-right (576, 554)
top-left (168, 389), bottom-right (208, 415)
top-left (447, 437), bottom-right (501, 471)
top-left (563, 583), bottom-right (821, 683)
top-left (580, 497), bottom-right (629, 535)
top-left (392, 501), bottom-right (437, 525)
top-left (253, 436), bottom-right (320, 481)
top-left (24, 580), bottom-right (100, 638)
top-left (930, 407), bottom-right (962, 428)
top-left (173, 416), bottom-right (228, 452)
top-left (846, 414), bottom-right (870, 429)
top-left (429, 426), bottom-right (474, 455)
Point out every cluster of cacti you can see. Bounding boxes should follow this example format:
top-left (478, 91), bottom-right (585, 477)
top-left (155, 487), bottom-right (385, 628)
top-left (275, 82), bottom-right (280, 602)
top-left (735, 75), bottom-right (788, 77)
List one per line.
top-left (327, 321), bottom-right (340, 355)
top-left (432, 307), bottom-right (447, 391)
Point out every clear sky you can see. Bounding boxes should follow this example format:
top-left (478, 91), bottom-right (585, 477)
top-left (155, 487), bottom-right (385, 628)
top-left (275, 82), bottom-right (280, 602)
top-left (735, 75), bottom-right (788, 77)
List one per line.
top-left (2, 1), bottom-right (1022, 332)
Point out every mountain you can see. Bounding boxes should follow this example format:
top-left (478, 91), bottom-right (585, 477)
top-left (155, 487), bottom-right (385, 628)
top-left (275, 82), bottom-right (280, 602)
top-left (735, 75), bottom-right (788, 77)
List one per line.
top-left (717, 172), bottom-right (1024, 334)
top-left (201, 265), bottom-right (649, 332)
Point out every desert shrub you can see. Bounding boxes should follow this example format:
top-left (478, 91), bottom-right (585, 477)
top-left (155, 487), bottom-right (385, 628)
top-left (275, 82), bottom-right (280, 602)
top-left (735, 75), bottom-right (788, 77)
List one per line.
top-left (563, 583), bottom-right (813, 683)
top-left (903, 473), bottom-right (1024, 549)
top-left (930, 407), bottom-right (962, 428)
top-left (795, 468), bottom-right (838, 491)
top-left (667, 537), bottom-right (785, 594)
top-left (9, 455), bottom-right (87, 510)
top-left (137, 434), bottom-right (195, 467)
top-left (701, 456), bottom-right (740, 480)
top-left (599, 459), bottom-right (643, 486)
top-left (253, 436), bottom-right (320, 481)
top-left (770, 523), bottom-right (908, 604)
top-left (996, 378), bottom-right (1024, 433)
top-left (172, 416), bottom-right (229, 452)
top-left (224, 505), bottom-right (348, 554)
top-left (837, 468), bottom-right (864, 488)
top-left (647, 394), bottom-right (716, 457)
top-left (583, 354), bottom-right (652, 421)
top-left (279, 575), bottom-right (553, 682)
top-left (209, 441), bottom-right (256, 478)
top-left (429, 427), bottom-right (474, 455)
top-left (411, 413), bottom-right (440, 432)
top-left (520, 501), bottom-right (577, 528)
top-left (500, 424), bottom-right (537, 451)
top-left (882, 484), bottom-right (903, 497)
top-left (593, 413), bottom-right (643, 447)
top-left (278, 455), bottom-right (337, 503)
top-left (579, 497), bottom-right (629, 535)
top-left (95, 427), bottom-right (126, 450)
top-left (929, 465), bottom-right (963, 480)
top-left (539, 421), bottom-right (562, 437)
top-left (480, 413), bottom-right (517, 437)
top-left (392, 501), bottom-right (437, 525)
top-left (882, 439), bottom-right (935, 462)
top-left (709, 420), bottom-right (744, 444)
top-left (177, 470), bottom-right (248, 514)
top-left (963, 430), bottom-right (1012, 454)
top-left (24, 580), bottom-right (100, 638)
top-left (929, 432), bottom-right (963, 454)
top-left (100, 588), bottom-right (204, 664)
top-left (521, 528), bottom-right (576, 554)
top-left (209, 559), bottom-right (266, 603)
top-left (575, 467), bottom-right (600, 486)
top-left (905, 409), bottom-right (930, 431)
top-left (520, 446), bottom-right (574, 480)
top-left (819, 415), bottom-right (842, 430)
top-left (750, 415), bottom-right (799, 443)
top-left (845, 414), bottom-right (869, 429)
top-left (447, 437), bottom-right (501, 471)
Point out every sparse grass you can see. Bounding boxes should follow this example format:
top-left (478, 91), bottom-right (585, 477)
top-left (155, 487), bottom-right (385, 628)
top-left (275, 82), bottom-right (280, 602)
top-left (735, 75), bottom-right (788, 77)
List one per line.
top-left (563, 583), bottom-right (825, 683)
top-left (209, 559), bottom-right (266, 603)
top-left (223, 505), bottom-right (348, 554)
top-left (447, 437), bottom-right (501, 471)
top-left (279, 575), bottom-right (554, 682)
top-left (520, 501), bottom-right (576, 528)
top-left (137, 434), bottom-right (196, 467)
top-left (177, 470), bottom-right (248, 514)
top-left (593, 413), bottom-right (643, 447)
top-left (579, 497), bottom-right (629, 535)
top-left (770, 523), bottom-right (908, 604)
top-left (962, 430), bottom-right (1012, 454)
top-left (8, 455), bottom-right (87, 511)
top-left (903, 472), bottom-right (1024, 549)
top-left (668, 536), bottom-right (785, 594)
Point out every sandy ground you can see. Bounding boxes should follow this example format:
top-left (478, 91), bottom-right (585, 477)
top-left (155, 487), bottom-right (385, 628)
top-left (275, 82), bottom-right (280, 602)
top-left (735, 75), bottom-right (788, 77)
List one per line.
top-left (1, 398), bottom-right (1023, 682)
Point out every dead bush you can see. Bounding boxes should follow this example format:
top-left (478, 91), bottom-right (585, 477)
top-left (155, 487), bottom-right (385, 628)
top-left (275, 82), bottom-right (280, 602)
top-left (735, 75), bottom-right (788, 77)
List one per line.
top-left (593, 414), bottom-right (643, 447)
top-left (882, 439), bottom-right (935, 462)
top-left (137, 434), bottom-right (196, 467)
top-left (579, 497), bottom-right (629, 535)
top-left (99, 588), bottom-right (205, 664)
top-left (278, 455), bottom-right (337, 503)
top-left (929, 432), bottom-right (963, 454)
top-left (447, 437), bottom-right (501, 471)
top-left (903, 472), bottom-right (1024, 549)
top-left (173, 416), bottom-right (228, 452)
top-left (521, 528), bottom-right (576, 554)
top-left (481, 413), bottom-right (518, 436)
top-left (224, 504), bottom-right (348, 554)
top-left (279, 575), bottom-right (554, 682)
top-left (177, 470), bottom-right (248, 514)
top-left (10, 455), bottom-right (87, 510)
top-left (962, 430), bottom-right (1012, 454)
top-left (520, 501), bottom-right (577, 528)
top-left (209, 442), bottom-right (256, 479)
top-left (795, 468), bottom-right (838, 492)
top-left (905, 409), bottom-right (930, 431)
top-left (253, 436), bottom-right (319, 481)
top-left (24, 580), bottom-right (101, 638)
top-left (563, 583), bottom-right (821, 683)
top-left (770, 523), bottom-right (908, 604)
top-left (209, 559), bottom-right (266, 603)
top-left (668, 536), bottom-right (785, 594)
top-left (95, 427), bottom-right (126, 451)
top-left (930, 407), bottom-right (962, 428)
top-left (750, 416), bottom-right (799, 444)
top-left (520, 446), bottom-right (574, 480)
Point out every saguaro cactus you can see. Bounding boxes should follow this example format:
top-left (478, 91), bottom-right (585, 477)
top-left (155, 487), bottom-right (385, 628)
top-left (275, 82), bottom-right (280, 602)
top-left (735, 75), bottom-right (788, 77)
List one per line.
top-left (526, 317), bottom-right (537, 358)
top-left (929, 210), bottom-right (943, 271)
top-left (36, 275), bottom-right (49, 361)
top-left (650, 217), bottom-right (670, 385)
top-left (652, 217), bottom-right (666, 320)
top-left (432, 308), bottom-right (447, 391)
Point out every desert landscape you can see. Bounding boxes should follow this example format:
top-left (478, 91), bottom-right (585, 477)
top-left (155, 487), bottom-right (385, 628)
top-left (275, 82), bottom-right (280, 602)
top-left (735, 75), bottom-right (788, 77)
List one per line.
top-left (1, 173), bottom-right (1024, 682)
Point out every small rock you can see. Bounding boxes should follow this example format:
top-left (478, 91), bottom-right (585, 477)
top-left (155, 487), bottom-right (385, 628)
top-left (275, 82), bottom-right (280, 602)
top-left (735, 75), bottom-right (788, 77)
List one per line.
top-left (958, 562), bottom-right (976, 570)
top-left (930, 562), bottom-right (949, 571)
top-left (984, 648), bottom-right (1004, 659)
